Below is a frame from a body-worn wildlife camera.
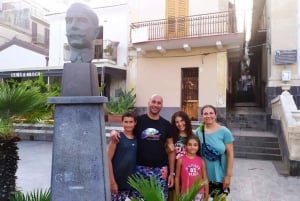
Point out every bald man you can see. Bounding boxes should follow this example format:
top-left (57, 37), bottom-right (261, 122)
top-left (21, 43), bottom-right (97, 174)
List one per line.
top-left (65, 3), bottom-right (100, 63)
top-left (110, 94), bottom-right (175, 200)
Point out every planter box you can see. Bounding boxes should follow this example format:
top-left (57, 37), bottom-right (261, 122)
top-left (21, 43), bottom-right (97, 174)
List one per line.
top-left (107, 114), bottom-right (122, 123)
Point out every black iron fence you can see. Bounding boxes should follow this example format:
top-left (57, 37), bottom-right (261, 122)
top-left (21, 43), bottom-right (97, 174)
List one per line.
top-left (131, 10), bottom-right (244, 42)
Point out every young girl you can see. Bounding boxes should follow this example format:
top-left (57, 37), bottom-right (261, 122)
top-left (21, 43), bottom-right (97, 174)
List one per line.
top-left (171, 111), bottom-right (194, 159)
top-left (175, 135), bottom-right (209, 201)
top-left (168, 111), bottom-right (195, 201)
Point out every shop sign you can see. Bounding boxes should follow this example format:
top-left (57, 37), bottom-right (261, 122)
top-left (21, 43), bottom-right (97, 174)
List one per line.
top-left (10, 72), bottom-right (41, 78)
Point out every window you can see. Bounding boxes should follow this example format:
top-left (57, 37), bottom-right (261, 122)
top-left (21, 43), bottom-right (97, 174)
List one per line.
top-left (166, 0), bottom-right (188, 38)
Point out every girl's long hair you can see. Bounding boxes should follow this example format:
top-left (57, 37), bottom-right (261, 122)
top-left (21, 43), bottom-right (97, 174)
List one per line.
top-left (171, 111), bottom-right (194, 143)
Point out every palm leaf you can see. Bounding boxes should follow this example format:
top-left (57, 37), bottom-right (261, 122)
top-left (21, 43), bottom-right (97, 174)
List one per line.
top-left (211, 192), bottom-right (227, 201)
top-left (9, 188), bottom-right (50, 201)
top-left (0, 83), bottom-right (47, 138)
top-left (27, 188), bottom-right (50, 201)
top-left (173, 177), bottom-right (207, 201)
top-left (128, 175), bottom-right (208, 201)
top-left (0, 83), bottom-right (47, 119)
top-left (9, 191), bottom-right (26, 201)
top-left (128, 174), bottom-right (166, 201)
top-left (182, 179), bottom-right (206, 201)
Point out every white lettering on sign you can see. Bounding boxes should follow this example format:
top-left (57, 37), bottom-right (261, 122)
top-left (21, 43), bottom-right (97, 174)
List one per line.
top-left (10, 72), bottom-right (41, 77)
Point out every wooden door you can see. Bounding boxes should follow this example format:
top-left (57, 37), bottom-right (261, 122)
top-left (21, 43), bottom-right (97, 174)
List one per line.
top-left (181, 68), bottom-right (199, 121)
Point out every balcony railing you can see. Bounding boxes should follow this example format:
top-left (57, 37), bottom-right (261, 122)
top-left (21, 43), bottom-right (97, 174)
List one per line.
top-left (131, 10), bottom-right (243, 43)
top-left (102, 39), bottom-right (118, 62)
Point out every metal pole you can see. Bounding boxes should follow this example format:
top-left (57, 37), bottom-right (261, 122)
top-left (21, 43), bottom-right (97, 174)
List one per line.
top-left (45, 56), bottom-right (50, 89)
top-left (100, 66), bottom-right (105, 96)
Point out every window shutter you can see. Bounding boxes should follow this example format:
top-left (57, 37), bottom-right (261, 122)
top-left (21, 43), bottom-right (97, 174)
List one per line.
top-left (166, 0), bottom-right (188, 38)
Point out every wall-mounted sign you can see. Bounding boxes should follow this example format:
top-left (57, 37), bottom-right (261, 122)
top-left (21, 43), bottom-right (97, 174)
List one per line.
top-left (10, 72), bottom-right (41, 78)
top-left (274, 49), bottom-right (297, 64)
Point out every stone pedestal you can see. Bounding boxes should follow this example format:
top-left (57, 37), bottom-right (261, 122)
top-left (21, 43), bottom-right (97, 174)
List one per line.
top-left (61, 63), bottom-right (99, 96)
top-left (48, 63), bottom-right (110, 201)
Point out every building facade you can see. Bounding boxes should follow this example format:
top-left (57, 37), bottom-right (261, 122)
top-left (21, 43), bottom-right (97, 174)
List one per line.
top-left (46, 1), bottom-right (128, 98)
top-left (126, 0), bottom-right (245, 121)
top-left (0, 0), bottom-right (50, 81)
top-left (0, 0), bottom-right (129, 100)
top-left (250, 0), bottom-right (300, 175)
top-left (250, 0), bottom-right (299, 112)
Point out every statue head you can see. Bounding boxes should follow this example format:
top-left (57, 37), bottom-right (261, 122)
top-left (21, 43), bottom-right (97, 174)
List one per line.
top-left (65, 3), bottom-right (100, 62)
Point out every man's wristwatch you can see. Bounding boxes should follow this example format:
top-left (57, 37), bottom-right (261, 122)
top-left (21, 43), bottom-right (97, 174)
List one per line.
top-left (170, 172), bottom-right (175, 176)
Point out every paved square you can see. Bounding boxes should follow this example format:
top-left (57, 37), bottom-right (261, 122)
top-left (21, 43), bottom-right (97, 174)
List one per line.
top-left (16, 141), bottom-right (300, 201)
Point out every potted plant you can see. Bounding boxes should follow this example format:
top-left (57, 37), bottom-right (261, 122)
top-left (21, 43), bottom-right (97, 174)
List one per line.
top-left (0, 82), bottom-right (47, 201)
top-left (106, 88), bottom-right (136, 123)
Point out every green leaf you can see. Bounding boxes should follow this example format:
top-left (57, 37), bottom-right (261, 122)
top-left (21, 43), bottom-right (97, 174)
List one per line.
top-left (106, 88), bottom-right (136, 115)
top-left (0, 81), bottom-right (49, 138)
top-left (128, 175), bottom-right (166, 201)
top-left (128, 175), bottom-right (207, 201)
top-left (9, 188), bottom-right (50, 201)
top-left (199, 122), bottom-right (204, 132)
top-left (212, 193), bottom-right (227, 201)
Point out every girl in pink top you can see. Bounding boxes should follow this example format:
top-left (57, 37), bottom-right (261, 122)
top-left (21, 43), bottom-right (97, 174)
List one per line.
top-left (175, 135), bottom-right (209, 201)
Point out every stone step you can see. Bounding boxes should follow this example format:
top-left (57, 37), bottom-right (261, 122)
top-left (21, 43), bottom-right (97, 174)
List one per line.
top-left (232, 130), bottom-right (282, 161)
top-left (234, 145), bottom-right (281, 154)
top-left (227, 110), bottom-right (268, 130)
top-left (13, 123), bottom-right (53, 130)
top-left (234, 135), bottom-right (279, 142)
top-left (233, 139), bottom-right (279, 148)
top-left (14, 129), bottom-right (53, 141)
top-left (235, 152), bottom-right (282, 161)
top-left (13, 123), bottom-right (123, 142)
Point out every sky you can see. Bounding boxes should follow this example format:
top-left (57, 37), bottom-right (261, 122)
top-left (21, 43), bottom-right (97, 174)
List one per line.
top-left (34, 0), bottom-right (126, 12)
top-left (234, 0), bottom-right (253, 40)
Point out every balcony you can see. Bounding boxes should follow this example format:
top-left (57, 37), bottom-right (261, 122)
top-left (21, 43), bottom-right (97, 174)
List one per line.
top-left (130, 10), bottom-right (245, 55)
top-left (102, 40), bottom-right (118, 62)
top-left (64, 39), bottom-right (119, 63)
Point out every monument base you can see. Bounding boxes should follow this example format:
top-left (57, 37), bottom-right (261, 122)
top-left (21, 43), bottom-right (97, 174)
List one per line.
top-left (48, 96), bottom-right (109, 201)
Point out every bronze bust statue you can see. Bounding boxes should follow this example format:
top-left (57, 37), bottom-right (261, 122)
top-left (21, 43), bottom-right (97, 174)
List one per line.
top-left (65, 3), bottom-right (100, 63)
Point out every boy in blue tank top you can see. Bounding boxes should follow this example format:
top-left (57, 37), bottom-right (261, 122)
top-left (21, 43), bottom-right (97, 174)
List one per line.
top-left (107, 112), bottom-right (137, 201)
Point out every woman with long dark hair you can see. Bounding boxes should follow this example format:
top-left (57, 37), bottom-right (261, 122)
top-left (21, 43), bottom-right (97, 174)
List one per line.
top-left (171, 111), bottom-right (194, 159)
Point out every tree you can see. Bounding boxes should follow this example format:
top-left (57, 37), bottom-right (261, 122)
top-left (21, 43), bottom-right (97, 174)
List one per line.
top-left (0, 82), bottom-right (47, 201)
